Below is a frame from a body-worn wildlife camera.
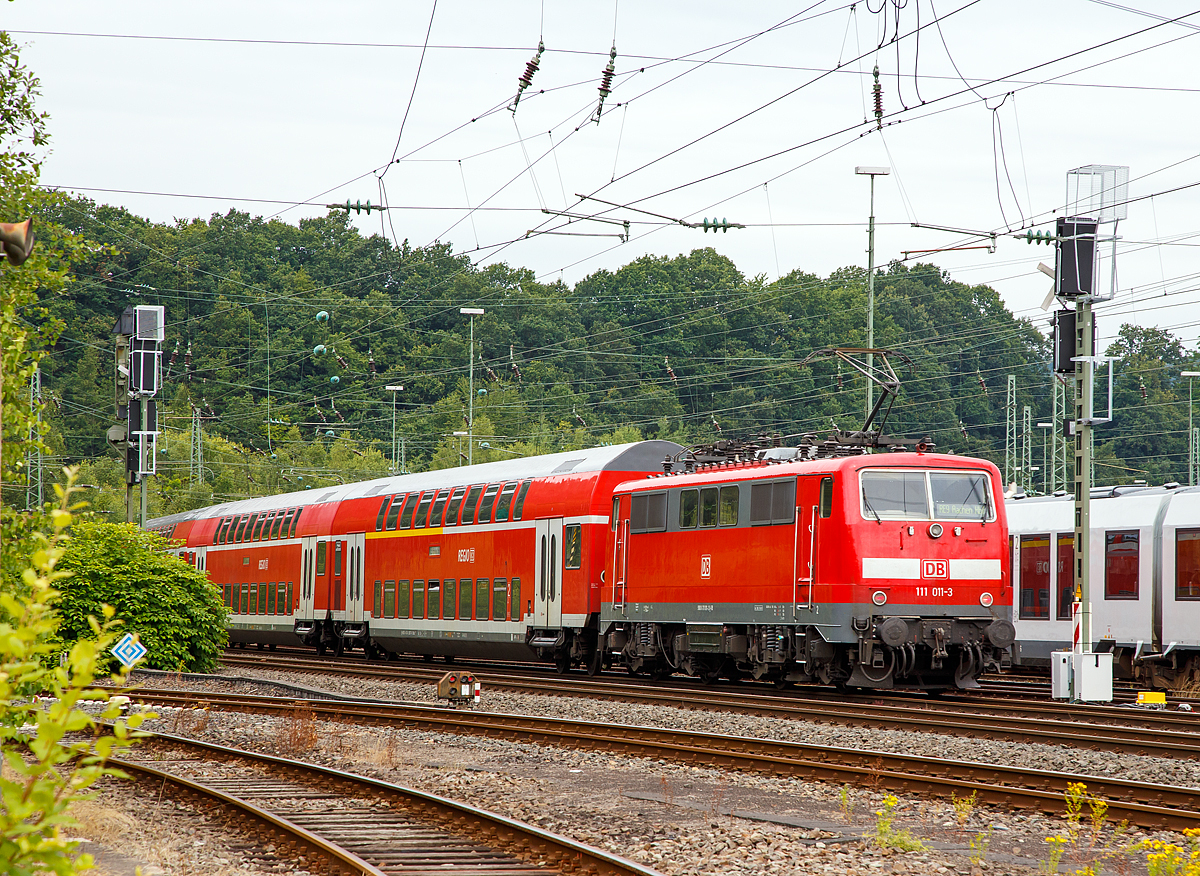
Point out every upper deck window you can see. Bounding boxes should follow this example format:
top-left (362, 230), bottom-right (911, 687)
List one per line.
top-left (860, 469), bottom-right (994, 522)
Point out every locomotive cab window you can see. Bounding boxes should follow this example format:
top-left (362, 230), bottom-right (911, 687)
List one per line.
top-left (860, 470), bottom-right (993, 521)
top-left (631, 492), bottom-right (667, 533)
top-left (1177, 529), bottom-right (1200, 600)
top-left (564, 525), bottom-right (582, 568)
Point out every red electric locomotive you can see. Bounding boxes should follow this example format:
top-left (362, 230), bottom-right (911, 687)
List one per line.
top-left (598, 448), bottom-right (1014, 689)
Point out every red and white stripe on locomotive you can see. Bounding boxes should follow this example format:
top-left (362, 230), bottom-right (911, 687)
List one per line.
top-left (599, 451), bottom-right (1014, 689)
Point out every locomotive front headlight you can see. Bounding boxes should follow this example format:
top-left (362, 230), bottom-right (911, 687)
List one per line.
top-left (928, 523), bottom-right (943, 538)
top-left (871, 590), bottom-right (887, 606)
top-left (980, 592), bottom-right (994, 607)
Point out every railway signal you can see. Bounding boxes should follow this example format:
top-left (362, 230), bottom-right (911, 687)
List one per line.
top-left (112, 304), bottom-right (165, 525)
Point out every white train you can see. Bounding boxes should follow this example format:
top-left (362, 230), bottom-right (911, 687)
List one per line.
top-left (1006, 484), bottom-right (1200, 688)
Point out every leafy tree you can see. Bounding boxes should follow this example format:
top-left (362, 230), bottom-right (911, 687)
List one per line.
top-left (56, 522), bottom-right (228, 672)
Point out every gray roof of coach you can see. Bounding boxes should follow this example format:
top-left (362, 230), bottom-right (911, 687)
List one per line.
top-left (145, 439), bottom-right (682, 528)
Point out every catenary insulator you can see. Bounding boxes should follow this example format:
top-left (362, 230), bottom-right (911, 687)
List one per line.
top-left (872, 65), bottom-right (883, 129)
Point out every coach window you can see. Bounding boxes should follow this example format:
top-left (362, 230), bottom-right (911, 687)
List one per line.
top-left (413, 580), bottom-right (426, 618)
top-left (251, 513), bottom-right (266, 541)
top-left (427, 580), bottom-right (441, 619)
top-left (1057, 535), bottom-right (1075, 619)
top-left (478, 484), bottom-right (502, 523)
top-left (461, 485), bottom-right (484, 524)
top-left (234, 515), bottom-right (249, 543)
top-left (679, 490), bottom-right (698, 528)
top-left (223, 583), bottom-right (231, 607)
top-left (443, 578), bottom-right (456, 619)
top-left (1178, 530), bottom-right (1200, 599)
top-left (397, 580), bottom-right (411, 618)
top-left (429, 489), bottom-right (450, 527)
top-left (260, 583), bottom-right (269, 614)
top-left (334, 540), bottom-right (343, 576)
top-left (373, 580), bottom-right (383, 616)
top-left (699, 488), bottom-right (719, 527)
top-left (513, 480), bottom-right (532, 519)
top-left (316, 541), bottom-right (327, 575)
top-left (493, 578), bottom-right (508, 621)
top-left (376, 496), bottom-right (392, 531)
top-left (510, 578), bottom-right (521, 620)
top-left (459, 578), bottom-right (473, 619)
top-left (412, 492), bottom-right (435, 529)
top-left (719, 486), bottom-right (739, 526)
top-left (494, 482), bottom-right (520, 522)
top-left (240, 583), bottom-right (249, 614)
top-left (1019, 534), bottom-right (1050, 619)
top-left (268, 583), bottom-right (277, 615)
top-left (249, 583), bottom-right (258, 615)
top-left (393, 493), bottom-right (413, 530)
top-left (286, 581), bottom-right (293, 612)
top-left (564, 525), bottom-right (582, 569)
top-left (382, 580), bottom-right (395, 617)
top-left (270, 512), bottom-right (285, 540)
top-left (1105, 530), bottom-right (1139, 599)
top-left (261, 512), bottom-right (276, 540)
top-left (476, 578), bottom-right (491, 620)
top-left (445, 486), bottom-right (467, 526)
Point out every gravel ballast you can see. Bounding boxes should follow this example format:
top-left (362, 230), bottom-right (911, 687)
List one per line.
top-left (77, 665), bottom-right (1194, 875)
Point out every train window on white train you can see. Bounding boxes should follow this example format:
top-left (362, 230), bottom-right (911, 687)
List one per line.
top-left (460, 578), bottom-right (473, 619)
top-left (564, 525), bottom-right (582, 568)
top-left (719, 487), bottom-right (739, 526)
top-left (445, 486), bottom-right (467, 525)
top-left (462, 485), bottom-right (484, 524)
top-left (413, 580), bottom-right (426, 618)
top-left (494, 482), bottom-right (519, 521)
top-left (478, 484), bottom-right (502, 523)
top-left (397, 580), bottom-right (410, 618)
top-left (376, 497), bottom-right (392, 531)
top-left (1019, 535), bottom-right (1051, 620)
top-left (513, 480), bottom-right (532, 520)
top-left (1105, 531), bottom-right (1139, 600)
top-left (1177, 530), bottom-right (1200, 600)
top-left (1057, 536), bottom-right (1074, 619)
top-left (476, 578), bottom-right (490, 619)
top-left (511, 578), bottom-right (521, 620)
top-left (680, 490), bottom-right (699, 528)
top-left (430, 489), bottom-right (451, 527)
top-left (443, 579), bottom-right (456, 619)
top-left (929, 472), bottom-right (991, 520)
top-left (493, 579), bottom-right (508, 621)
top-left (413, 492), bottom-right (436, 529)
top-left (396, 492), bottom-right (415, 525)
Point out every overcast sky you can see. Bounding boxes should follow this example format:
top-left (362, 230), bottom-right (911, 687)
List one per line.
top-left (7, 1), bottom-right (1200, 351)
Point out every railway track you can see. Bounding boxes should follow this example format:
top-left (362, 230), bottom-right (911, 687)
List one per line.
top-left (206, 652), bottom-right (1200, 757)
top-left (111, 727), bottom-right (661, 876)
top-left (128, 686), bottom-right (1200, 832)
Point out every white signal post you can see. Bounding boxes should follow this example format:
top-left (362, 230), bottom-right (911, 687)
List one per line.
top-left (1184, 371), bottom-right (1200, 485)
top-left (460, 308), bottom-right (484, 466)
top-left (385, 385), bottom-right (404, 473)
top-left (855, 166), bottom-right (889, 423)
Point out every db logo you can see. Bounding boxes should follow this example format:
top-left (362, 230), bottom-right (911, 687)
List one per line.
top-left (922, 559), bottom-right (948, 579)
top-left (258, 559), bottom-right (269, 570)
top-left (700, 555), bottom-right (712, 579)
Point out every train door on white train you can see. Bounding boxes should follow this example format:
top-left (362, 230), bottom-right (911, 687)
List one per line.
top-left (534, 518), bottom-right (564, 627)
top-left (346, 532), bottom-right (366, 623)
top-left (299, 536), bottom-right (318, 617)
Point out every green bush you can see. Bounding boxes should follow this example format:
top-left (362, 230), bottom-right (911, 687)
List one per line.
top-left (56, 522), bottom-right (228, 672)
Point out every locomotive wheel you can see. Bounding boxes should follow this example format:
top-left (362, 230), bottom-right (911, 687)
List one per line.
top-left (334, 637), bottom-right (345, 658)
top-left (316, 642), bottom-right (326, 657)
top-left (555, 653), bottom-right (571, 674)
top-left (586, 647), bottom-right (603, 677)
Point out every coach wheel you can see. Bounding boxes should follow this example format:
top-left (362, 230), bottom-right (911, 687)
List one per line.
top-left (256, 643), bottom-right (265, 651)
top-left (268, 644), bottom-right (276, 651)
top-left (555, 653), bottom-right (571, 675)
top-left (423, 654), bottom-right (434, 663)
top-left (444, 654), bottom-right (456, 664)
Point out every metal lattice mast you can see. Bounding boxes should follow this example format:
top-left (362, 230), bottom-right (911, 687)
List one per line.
top-left (25, 368), bottom-right (42, 510)
top-left (1193, 426), bottom-right (1199, 487)
top-left (1005, 375), bottom-right (1017, 487)
top-left (1054, 376), bottom-right (1071, 492)
top-left (189, 405), bottom-right (204, 485)
top-left (1022, 405), bottom-right (1033, 492)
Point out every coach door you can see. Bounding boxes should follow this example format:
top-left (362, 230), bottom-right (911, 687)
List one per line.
top-left (193, 547), bottom-right (207, 574)
top-left (300, 536), bottom-right (318, 617)
top-left (346, 533), bottom-right (366, 623)
top-left (534, 518), bottom-right (564, 627)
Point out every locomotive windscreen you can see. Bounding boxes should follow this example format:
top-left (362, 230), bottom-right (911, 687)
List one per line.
top-left (861, 470), bottom-right (993, 521)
